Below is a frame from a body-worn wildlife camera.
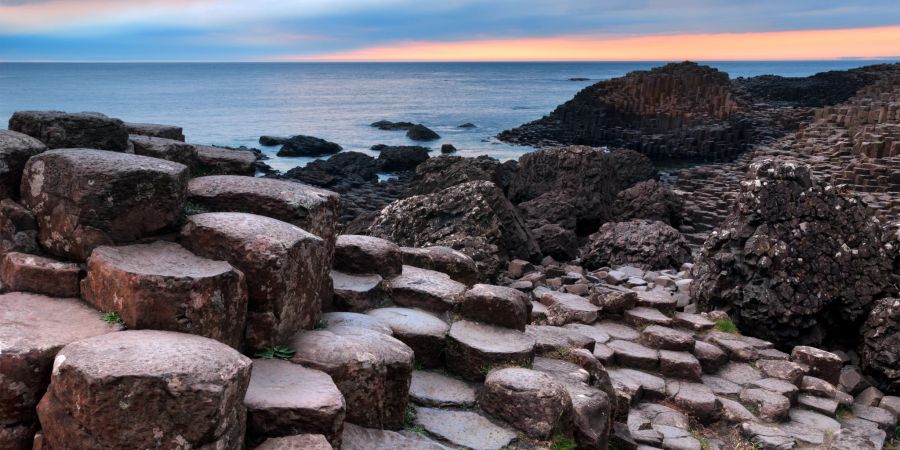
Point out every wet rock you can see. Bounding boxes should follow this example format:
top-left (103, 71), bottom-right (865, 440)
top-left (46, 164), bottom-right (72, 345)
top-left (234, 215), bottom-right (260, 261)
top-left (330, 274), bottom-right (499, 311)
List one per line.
top-left (460, 283), bottom-right (531, 330)
top-left (458, 123), bottom-right (477, 128)
top-left (400, 245), bottom-right (478, 286)
top-left (129, 134), bottom-right (198, 167)
top-left (283, 151), bottom-right (379, 189)
top-left (366, 307), bottom-right (449, 368)
top-left (36, 330), bottom-right (251, 449)
top-left (614, 180), bottom-right (685, 227)
top-left (860, 297), bottom-right (900, 393)
top-left (406, 124), bottom-right (440, 141)
top-left (388, 265), bottom-right (466, 313)
top-left (481, 368), bottom-right (573, 439)
top-left (9, 111), bottom-right (129, 151)
top-left (414, 407), bottom-right (515, 450)
top-left (370, 120), bottom-right (415, 131)
top-left (330, 271), bottom-right (384, 312)
top-left (581, 219), bottom-right (692, 271)
top-left (0, 252), bottom-right (80, 298)
top-left (180, 212), bottom-right (325, 350)
top-left (335, 234), bottom-right (402, 278)
top-left (377, 145), bottom-right (430, 171)
top-left (194, 144), bottom-right (257, 175)
top-left (276, 135), bottom-right (342, 157)
top-left (440, 143), bottom-right (457, 154)
top-left (791, 346), bottom-right (843, 385)
top-left (540, 290), bottom-right (600, 326)
top-left (408, 370), bottom-right (476, 407)
top-left (0, 130), bottom-right (46, 199)
top-left (21, 149), bottom-right (188, 261)
top-left (124, 122), bottom-right (185, 141)
top-left (446, 320), bottom-right (535, 381)
top-left (244, 359), bottom-right (345, 447)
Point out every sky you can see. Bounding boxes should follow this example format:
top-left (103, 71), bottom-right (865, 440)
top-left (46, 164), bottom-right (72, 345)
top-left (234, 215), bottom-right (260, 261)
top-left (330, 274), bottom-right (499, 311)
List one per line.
top-left (0, 0), bottom-right (899, 62)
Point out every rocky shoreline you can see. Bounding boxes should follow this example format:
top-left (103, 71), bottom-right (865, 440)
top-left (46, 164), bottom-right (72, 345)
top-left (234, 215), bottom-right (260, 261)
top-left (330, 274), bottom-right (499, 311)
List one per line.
top-left (1, 60), bottom-right (899, 450)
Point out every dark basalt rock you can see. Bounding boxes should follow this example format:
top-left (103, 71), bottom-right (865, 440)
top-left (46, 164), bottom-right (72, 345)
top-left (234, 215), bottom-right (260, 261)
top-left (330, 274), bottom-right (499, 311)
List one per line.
top-left (532, 223), bottom-right (579, 262)
top-left (860, 298), bottom-right (900, 394)
top-left (457, 123), bottom-right (477, 128)
top-left (614, 180), bottom-right (685, 227)
top-left (259, 136), bottom-right (288, 146)
top-left (691, 159), bottom-right (892, 349)
top-left (405, 155), bottom-right (517, 196)
top-left (376, 146), bottom-right (430, 172)
top-left (276, 135), bottom-right (342, 157)
top-left (732, 68), bottom-right (882, 107)
top-left (406, 124), bottom-right (440, 141)
top-left (284, 151), bottom-right (379, 188)
top-left (371, 120), bottom-right (415, 131)
top-left (441, 144), bottom-right (457, 154)
top-left (9, 111), bottom-right (129, 151)
top-left (581, 219), bottom-right (691, 270)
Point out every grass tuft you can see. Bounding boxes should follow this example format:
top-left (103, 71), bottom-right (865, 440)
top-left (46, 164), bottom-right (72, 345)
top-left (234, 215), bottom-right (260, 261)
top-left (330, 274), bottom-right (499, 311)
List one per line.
top-left (715, 319), bottom-right (738, 333)
top-left (255, 345), bottom-right (295, 360)
top-left (315, 319), bottom-right (328, 330)
top-left (550, 433), bottom-right (576, 450)
top-left (101, 311), bottom-right (122, 324)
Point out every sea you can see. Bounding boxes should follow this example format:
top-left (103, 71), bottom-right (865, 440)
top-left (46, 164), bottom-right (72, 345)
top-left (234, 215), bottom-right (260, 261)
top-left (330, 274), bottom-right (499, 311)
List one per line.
top-left (0, 60), bottom-right (895, 173)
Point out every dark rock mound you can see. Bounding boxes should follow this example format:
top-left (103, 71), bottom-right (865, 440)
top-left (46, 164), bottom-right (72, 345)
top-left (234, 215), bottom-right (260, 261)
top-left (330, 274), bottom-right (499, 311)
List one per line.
top-left (371, 120), bottom-right (415, 131)
top-left (690, 159), bottom-right (892, 349)
top-left (457, 123), bottom-right (477, 128)
top-left (441, 144), bottom-right (457, 154)
top-left (277, 135), bottom-right (342, 157)
top-left (9, 111), bottom-right (129, 151)
top-left (532, 223), bottom-right (579, 262)
top-left (284, 151), bottom-right (379, 188)
top-left (860, 298), bottom-right (900, 394)
top-left (581, 219), bottom-right (691, 270)
top-left (376, 146), bottom-right (430, 172)
top-left (259, 136), bottom-right (289, 146)
top-left (614, 180), bottom-right (685, 227)
top-left (732, 68), bottom-right (882, 107)
top-left (405, 155), bottom-right (517, 196)
top-left (406, 124), bottom-right (440, 141)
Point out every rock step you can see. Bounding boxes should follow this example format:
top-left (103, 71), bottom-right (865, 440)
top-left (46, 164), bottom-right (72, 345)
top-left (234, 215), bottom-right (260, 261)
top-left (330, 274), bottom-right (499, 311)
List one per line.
top-left (388, 265), bottom-right (466, 314)
top-left (445, 320), bottom-right (535, 381)
top-left (0, 252), bottom-right (80, 298)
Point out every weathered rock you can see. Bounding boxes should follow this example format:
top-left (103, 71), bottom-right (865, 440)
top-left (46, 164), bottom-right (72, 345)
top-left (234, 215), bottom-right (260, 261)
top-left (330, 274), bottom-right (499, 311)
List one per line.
top-left (609, 339), bottom-right (659, 371)
top-left (369, 181), bottom-right (540, 280)
top-left (180, 212), bottom-right (325, 350)
top-left (751, 377), bottom-right (800, 403)
top-left (244, 359), bottom-right (345, 447)
top-left (387, 265), bottom-right (466, 313)
top-left (610, 368), bottom-right (667, 401)
top-left (531, 222), bottom-right (580, 261)
top-left (124, 122), bottom-right (185, 141)
top-left (481, 368), bottom-right (573, 439)
top-left (665, 380), bottom-right (719, 422)
top-left (540, 290), bottom-right (600, 326)
top-left (376, 145), bottom-right (429, 171)
top-left (194, 144), bottom-right (257, 175)
top-left (341, 422), bottom-right (449, 450)
top-left (758, 359), bottom-right (808, 385)
top-left (691, 160), bottom-right (892, 348)
top-left (851, 403), bottom-right (896, 431)
top-left (526, 325), bottom-right (595, 354)
top-left (440, 144), bottom-right (457, 154)
top-left (659, 350), bottom-right (703, 381)
top-left (563, 382), bottom-right (612, 449)
top-left (289, 327), bottom-right (414, 430)
top-left (370, 120), bottom-right (415, 131)
top-left (791, 346), bottom-right (843, 385)
top-left (640, 325), bottom-right (695, 351)
top-left (589, 284), bottom-right (638, 314)
top-left (322, 311), bottom-right (392, 335)
top-left (283, 151), bottom-right (379, 188)
top-left (581, 219), bottom-right (692, 270)
top-left (0, 252), bottom-right (80, 297)
top-left (330, 271), bottom-right (384, 312)
top-left (404, 155), bottom-right (517, 197)
top-left (276, 135), bottom-right (342, 157)
top-left (0, 130), bottom-right (46, 199)
top-left (624, 306), bottom-right (673, 327)
top-left (414, 407), bottom-right (515, 450)
top-left (21, 149), bottom-right (189, 260)
top-left (9, 111), bottom-right (128, 151)
top-left (614, 180), bottom-right (685, 227)
top-left (563, 323), bottom-right (611, 345)
top-left (693, 340), bottom-right (728, 373)
top-left (0, 200), bottom-right (38, 257)
top-left (740, 388), bottom-right (791, 422)
top-left (335, 234), bottom-right (402, 278)
top-left (366, 307), bottom-right (449, 368)
top-left (594, 321), bottom-right (641, 341)
top-left (860, 297), bottom-right (900, 393)
top-left (399, 245), bottom-right (478, 286)
top-left (460, 283), bottom-right (530, 330)
top-left (445, 320), bottom-right (535, 381)
top-left (36, 330), bottom-right (251, 449)
top-left (255, 434), bottom-right (333, 450)
top-left (405, 124), bottom-right (440, 141)
top-left (128, 134), bottom-right (198, 167)
top-left (408, 370), bottom-right (476, 408)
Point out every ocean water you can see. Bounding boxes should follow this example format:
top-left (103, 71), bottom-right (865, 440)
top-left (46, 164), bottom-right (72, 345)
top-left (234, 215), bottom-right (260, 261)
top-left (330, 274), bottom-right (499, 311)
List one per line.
top-left (0, 60), bottom-right (895, 172)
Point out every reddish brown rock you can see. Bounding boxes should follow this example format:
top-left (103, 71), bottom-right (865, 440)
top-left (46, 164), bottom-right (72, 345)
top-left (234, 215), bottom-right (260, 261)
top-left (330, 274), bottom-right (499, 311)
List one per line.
top-left (81, 241), bottom-right (248, 348)
top-left (366, 307), bottom-right (449, 368)
top-left (400, 246), bottom-right (479, 286)
top-left (244, 359), bottom-right (345, 448)
top-left (255, 434), bottom-right (333, 450)
top-left (0, 293), bottom-right (120, 450)
top-left (0, 200), bottom-right (38, 257)
top-left (446, 320), bottom-right (536, 381)
top-left (128, 134), bottom-right (198, 167)
top-left (194, 144), bottom-right (257, 175)
top-left (180, 212), bottom-right (325, 350)
top-left (0, 130), bottom-right (46, 199)
top-left (388, 265), bottom-right (466, 313)
top-left (334, 234), bottom-right (402, 278)
top-left (0, 252), bottom-right (80, 297)
top-left (9, 111), bottom-right (129, 151)
top-left (480, 368), bottom-right (574, 439)
top-left (36, 330), bottom-right (251, 450)
top-left (460, 283), bottom-right (531, 330)
top-left (20, 149), bottom-right (189, 260)
top-left (330, 271), bottom-right (384, 312)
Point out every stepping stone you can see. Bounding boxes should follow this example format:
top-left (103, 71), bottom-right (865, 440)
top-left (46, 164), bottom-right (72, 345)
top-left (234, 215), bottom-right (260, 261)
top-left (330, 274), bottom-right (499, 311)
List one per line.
top-left (526, 325), bottom-right (595, 354)
top-left (415, 407), bottom-right (516, 450)
top-left (563, 383), bottom-right (612, 450)
top-left (851, 404), bottom-right (896, 431)
top-left (757, 359), bottom-right (807, 384)
top-left (718, 362), bottom-right (762, 386)
top-left (672, 312), bottom-right (714, 331)
top-left (706, 334), bottom-right (757, 362)
top-left (460, 283), bottom-right (530, 330)
top-left (634, 289), bottom-right (677, 313)
top-left (856, 386), bottom-right (884, 407)
top-left (593, 343), bottom-right (614, 364)
top-left (446, 320), bottom-right (535, 381)
top-left (194, 144), bottom-right (257, 175)
top-left (781, 408), bottom-right (841, 446)
top-left (290, 327), bottom-right (413, 430)
top-left (124, 122), bottom-right (185, 141)
top-left (330, 271), bottom-right (384, 312)
top-left (624, 307), bottom-right (672, 327)
top-left (750, 377), bottom-right (799, 403)
top-left (718, 396), bottom-right (756, 423)
top-left (739, 388), bottom-right (791, 422)
top-left (256, 434), bottom-right (333, 450)
top-left (531, 300), bottom-right (549, 323)
top-left (36, 330), bottom-right (251, 449)
top-left (21, 149), bottom-right (188, 260)
top-left (798, 393), bottom-right (838, 415)
top-left (0, 252), bottom-right (80, 297)
top-left (341, 422), bottom-right (449, 450)
top-left (627, 403), bottom-right (689, 437)
top-left (589, 283), bottom-right (637, 313)
top-left (693, 340), bottom-right (727, 373)
top-left (334, 235), bottom-right (402, 278)
top-left (81, 241), bottom-right (247, 348)
top-left (800, 375), bottom-right (838, 398)
top-left (540, 290), bottom-right (599, 325)
top-left (655, 425), bottom-right (701, 450)
top-left (701, 375), bottom-right (742, 396)
top-left (129, 134), bottom-right (197, 167)
top-left (9, 111), bottom-right (128, 151)
top-left (594, 321), bottom-right (640, 341)
top-left (367, 307), bottom-right (449, 368)
top-left (0, 293), bottom-right (120, 449)
top-left (609, 368), bottom-right (666, 401)
top-left (400, 246), bottom-right (478, 286)
top-left (0, 129), bottom-right (46, 199)
top-left (608, 339), bottom-right (658, 370)
top-left (880, 396), bottom-right (900, 417)
top-left (791, 346), bottom-right (842, 385)
top-left (829, 427), bottom-right (885, 450)
top-left (563, 323), bottom-right (611, 344)
top-left (666, 380), bottom-right (718, 421)
top-left (532, 357), bottom-right (590, 386)
top-left (640, 325), bottom-right (694, 350)
top-left (244, 359), bottom-right (345, 448)
top-left (322, 312), bottom-right (392, 335)
top-left (180, 212), bottom-right (325, 350)
top-left (659, 350), bottom-right (702, 381)
top-left (480, 368), bottom-right (573, 439)
top-left (757, 347), bottom-right (790, 360)
top-left (409, 370), bottom-right (476, 407)
top-left (741, 422), bottom-right (795, 449)
top-left (388, 266), bottom-right (466, 313)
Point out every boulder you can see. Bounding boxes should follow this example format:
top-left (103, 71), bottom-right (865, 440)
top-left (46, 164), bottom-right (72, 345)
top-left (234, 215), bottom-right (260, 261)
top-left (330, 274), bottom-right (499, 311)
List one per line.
top-left (406, 124), bottom-right (440, 141)
top-left (0, 130), bottom-right (46, 199)
top-left (128, 134), bottom-right (198, 167)
top-left (691, 160), bottom-right (892, 348)
top-left (480, 368), bottom-right (574, 439)
top-left (334, 234), bottom-right (402, 278)
top-left (445, 320), bottom-right (536, 380)
top-left (20, 149), bottom-right (189, 260)
top-left (194, 145), bottom-right (257, 175)
top-left (124, 122), bottom-right (185, 141)
top-left (440, 144), bottom-right (457, 154)
top-left (244, 359), bottom-right (345, 447)
top-left (614, 180), bottom-right (685, 227)
top-left (366, 307), bottom-right (449, 368)
top-left (9, 111), bottom-right (129, 151)
top-left (860, 298), bottom-right (900, 394)
top-left (81, 241), bottom-right (248, 348)
top-left (0, 200), bottom-right (38, 256)
top-left (581, 219), bottom-right (692, 271)
top-left (459, 283), bottom-right (531, 330)
top-left (369, 181), bottom-right (540, 279)
top-left (531, 223), bottom-right (579, 261)
top-left (399, 246), bottom-right (478, 286)
top-left (376, 146), bottom-right (430, 171)
top-left (0, 252), bottom-right (80, 298)
top-left (388, 265), bottom-right (466, 313)
top-left (403, 155), bottom-right (517, 196)
top-left (180, 213), bottom-right (325, 350)
top-left (36, 330), bottom-right (251, 449)
top-left (277, 135), bottom-right (342, 157)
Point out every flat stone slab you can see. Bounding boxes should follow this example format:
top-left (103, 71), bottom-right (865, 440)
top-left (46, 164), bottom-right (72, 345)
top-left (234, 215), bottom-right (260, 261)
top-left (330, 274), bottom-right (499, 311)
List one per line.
top-left (659, 350), bottom-right (702, 381)
top-left (594, 321), bottom-right (641, 341)
top-left (446, 320), bottom-right (535, 381)
top-left (634, 289), bottom-right (678, 313)
top-left (129, 134), bottom-right (197, 167)
top-left (124, 122), bottom-right (185, 141)
top-left (194, 145), bottom-right (257, 175)
top-left (10, 111), bottom-right (128, 151)
top-left (244, 359), bottom-right (345, 447)
top-left (525, 325), bottom-right (595, 354)
top-left (460, 283), bottom-right (530, 330)
top-left (367, 307), bottom-right (449, 368)
top-left (624, 306), bottom-right (672, 327)
top-left (717, 362), bottom-right (762, 386)
top-left (540, 290), bottom-right (600, 326)
top-left (740, 388), bottom-right (790, 422)
top-left (322, 312), bottom-right (393, 335)
top-left (415, 407), bottom-right (516, 450)
top-left (672, 312), bottom-right (715, 331)
top-left (330, 271), bottom-right (384, 312)
top-left (693, 340), bottom-right (727, 374)
top-left (389, 266), bottom-right (466, 313)
top-left (0, 251), bottom-right (80, 298)
top-left (400, 246), bottom-right (478, 286)
top-left (609, 339), bottom-right (659, 371)
top-left (791, 346), bottom-right (843, 385)
top-left (757, 359), bottom-right (807, 384)
top-left (255, 434), bottom-right (332, 450)
top-left (409, 370), bottom-right (476, 407)
top-left (341, 422), bottom-right (449, 450)
top-left (335, 234), bottom-right (402, 278)
top-left (610, 368), bottom-right (666, 401)
top-left (701, 375), bottom-right (742, 396)
top-left (640, 325), bottom-right (695, 351)
top-left (563, 323), bottom-right (611, 344)
top-left (665, 380), bottom-right (718, 421)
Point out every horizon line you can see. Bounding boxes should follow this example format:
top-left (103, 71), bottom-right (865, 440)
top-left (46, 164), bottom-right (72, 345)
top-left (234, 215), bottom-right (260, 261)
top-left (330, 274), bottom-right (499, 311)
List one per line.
top-left (2, 57), bottom-right (900, 64)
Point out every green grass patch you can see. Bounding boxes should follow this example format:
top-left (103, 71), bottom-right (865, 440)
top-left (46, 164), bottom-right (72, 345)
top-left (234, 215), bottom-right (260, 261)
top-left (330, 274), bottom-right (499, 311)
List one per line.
top-left (254, 345), bottom-right (295, 360)
top-left (183, 201), bottom-right (210, 216)
top-left (550, 433), bottom-right (576, 450)
top-left (101, 311), bottom-right (122, 324)
top-left (315, 319), bottom-right (328, 330)
top-left (715, 319), bottom-right (738, 333)
top-left (403, 405), bottom-right (418, 429)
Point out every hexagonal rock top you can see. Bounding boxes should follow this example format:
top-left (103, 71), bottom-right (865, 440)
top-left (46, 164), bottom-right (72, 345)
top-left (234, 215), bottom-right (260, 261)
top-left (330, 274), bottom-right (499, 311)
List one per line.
top-left (400, 246), bottom-right (479, 286)
top-left (20, 149), bottom-right (189, 261)
top-left (129, 134), bottom-right (198, 167)
top-left (36, 330), bottom-right (252, 450)
top-left (0, 252), bottom-right (81, 298)
top-left (366, 307), bottom-right (449, 368)
top-left (540, 290), bottom-right (600, 326)
top-left (0, 293), bottom-right (120, 449)
top-left (244, 359), bottom-right (345, 448)
top-left (194, 145), bottom-right (258, 176)
top-left (445, 320), bottom-right (536, 381)
top-left (81, 241), bottom-right (248, 348)
top-left (180, 212), bottom-right (325, 350)
top-left (480, 367), bottom-right (574, 439)
top-left (334, 234), bottom-right (402, 278)
top-left (414, 407), bottom-right (517, 450)
top-left (388, 265), bottom-right (467, 313)
top-left (460, 283), bottom-right (531, 331)
top-left (0, 129), bottom-right (46, 199)
top-left (330, 271), bottom-right (384, 312)
top-left (9, 111), bottom-right (129, 151)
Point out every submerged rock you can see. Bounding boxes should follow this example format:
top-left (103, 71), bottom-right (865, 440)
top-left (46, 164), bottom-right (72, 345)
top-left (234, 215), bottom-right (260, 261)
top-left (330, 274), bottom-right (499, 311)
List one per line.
top-left (406, 124), bottom-right (440, 141)
top-left (370, 120), bottom-right (415, 131)
top-left (277, 135), bottom-right (343, 157)
top-left (376, 145), bottom-right (429, 171)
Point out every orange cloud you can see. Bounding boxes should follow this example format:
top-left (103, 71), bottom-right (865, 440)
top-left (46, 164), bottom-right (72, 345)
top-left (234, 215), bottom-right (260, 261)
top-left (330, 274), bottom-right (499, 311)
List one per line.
top-left (285, 25), bottom-right (900, 61)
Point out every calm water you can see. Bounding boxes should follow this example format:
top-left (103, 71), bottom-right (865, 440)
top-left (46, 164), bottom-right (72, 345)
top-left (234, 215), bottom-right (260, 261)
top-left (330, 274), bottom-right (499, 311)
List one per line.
top-left (0, 61), bottom-right (895, 172)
